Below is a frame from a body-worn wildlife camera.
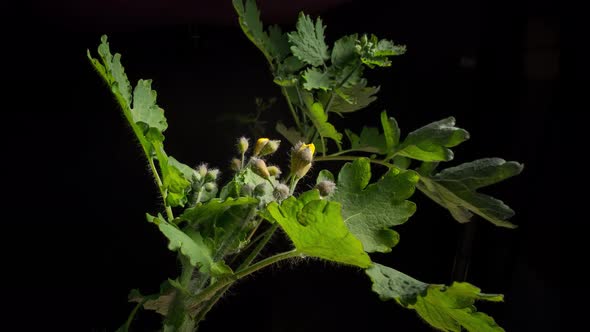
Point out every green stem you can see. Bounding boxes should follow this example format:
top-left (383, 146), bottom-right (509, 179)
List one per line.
top-left (315, 155), bottom-right (397, 168)
top-left (189, 249), bottom-right (298, 313)
top-left (148, 157), bottom-right (174, 221)
top-left (281, 86), bottom-right (303, 132)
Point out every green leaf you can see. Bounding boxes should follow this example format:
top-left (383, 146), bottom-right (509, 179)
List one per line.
top-left (132, 79), bottom-right (168, 133)
top-left (331, 34), bottom-right (358, 68)
top-left (417, 158), bottom-right (523, 228)
top-left (302, 68), bottom-right (333, 91)
top-left (365, 263), bottom-right (428, 304)
top-left (267, 25), bottom-right (291, 60)
top-left (366, 263), bottom-right (504, 332)
top-left (276, 122), bottom-right (306, 145)
top-left (345, 127), bottom-right (387, 154)
top-left (288, 13), bottom-right (330, 66)
top-left (326, 80), bottom-right (379, 114)
top-left (232, 0), bottom-right (273, 63)
top-left (381, 111), bottom-right (400, 152)
top-left (308, 102), bottom-right (342, 144)
top-left (332, 158), bottom-right (419, 252)
top-left (265, 190), bottom-right (371, 267)
top-left (397, 117), bottom-right (470, 162)
top-left (179, 197), bottom-right (258, 227)
top-left (146, 214), bottom-right (214, 273)
top-left (358, 34), bottom-right (407, 68)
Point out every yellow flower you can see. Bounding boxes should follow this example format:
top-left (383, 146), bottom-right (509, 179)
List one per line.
top-left (291, 142), bottom-right (316, 178)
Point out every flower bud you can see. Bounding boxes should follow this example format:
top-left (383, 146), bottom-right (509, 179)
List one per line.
top-left (259, 140), bottom-right (280, 157)
top-left (273, 183), bottom-right (290, 201)
top-left (267, 166), bottom-right (282, 177)
top-left (290, 142), bottom-right (315, 179)
top-left (253, 182), bottom-right (268, 197)
top-left (205, 168), bottom-right (219, 182)
top-left (253, 138), bottom-right (270, 156)
top-left (204, 182), bottom-right (217, 192)
top-left (316, 180), bottom-right (336, 197)
top-left (231, 158), bottom-right (242, 171)
top-left (251, 157), bottom-right (270, 179)
top-left (241, 183), bottom-right (254, 196)
top-left (196, 164), bottom-right (208, 178)
top-left (237, 137), bottom-right (249, 154)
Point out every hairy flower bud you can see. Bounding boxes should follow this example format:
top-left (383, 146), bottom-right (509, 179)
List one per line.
top-left (196, 164), bottom-right (208, 179)
top-left (259, 139), bottom-right (280, 157)
top-left (204, 182), bottom-right (217, 192)
top-left (290, 142), bottom-right (315, 179)
top-left (241, 183), bottom-right (254, 197)
top-left (267, 166), bottom-right (282, 177)
top-left (253, 182), bottom-right (268, 197)
top-left (251, 157), bottom-right (270, 179)
top-left (253, 138), bottom-right (270, 156)
top-left (231, 158), bottom-right (242, 171)
top-left (316, 180), bottom-right (336, 197)
top-left (273, 183), bottom-right (290, 201)
top-left (205, 168), bottom-right (219, 182)
top-left (237, 136), bottom-right (249, 155)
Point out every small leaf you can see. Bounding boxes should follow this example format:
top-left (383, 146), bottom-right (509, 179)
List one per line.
top-left (132, 79), bottom-right (168, 133)
top-left (302, 68), bottom-right (333, 91)
top-left (331, 34), bottom-right (358, 68)
top-left (332, 158), bottom-right (419, 252)
top-left (288, 13), bottom-right (330, 66)
top-left (366, 263), bottom-right (505, 332)
top-left (308, 102), bottom-right (343, 144)
top-left (417, 158), bottom-right (523, 228)
top-left (346, 127), bottom-right (387, 154)
top-left (265, 190), bottom-right (371, 267)
top-left (397, 117), bottom-right (470, 162)
top-left (146, 214), bottom-right (214, 273)
top-left (267, 25), bottom-right (290, 60)
top-left (276, 122), bottom-right (306, 145)
top-left (358, 34), bottom-right (406, 68)
top-left (179, 197), bottom-right (258, 227)
top-left (327, 80), bottom-right (379, 114)
top-left (381, 111), bottom-right (400, 152)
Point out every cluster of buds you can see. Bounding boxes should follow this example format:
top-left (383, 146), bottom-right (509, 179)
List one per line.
top-left (190, 163), bottom-right (220, 205)
top-left (290, 142), bottom-right (315, 179)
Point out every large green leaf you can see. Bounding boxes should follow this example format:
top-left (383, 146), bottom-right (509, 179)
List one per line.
top-left (288, 13), bottom-right (330, 67)
top-left (417, 158), bottom-right (523, 228)
top-left (332, 158), bottom-right (418, 252)
top-left (232, 0), bottom-right (272, 62)
top-left (308, 102), bottom-right (342, 144)
top-left (132, 79), bottom-right (168, 133)
top-left (331, 34), bottom-right (358, 68)
top-left (397, 117), bottom-right (470, 162)
top-left (366, 263), bottom-right (504, 332)
top-left (302, 67), bottom-right (333, 91)
top-left (265, 190), bottom-right (371, 267)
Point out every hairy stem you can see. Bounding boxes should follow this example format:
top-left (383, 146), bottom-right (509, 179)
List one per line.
top-left (315, 155), bottom-right (397, 168)
top-left (281, 86), bottom-right (303, 132)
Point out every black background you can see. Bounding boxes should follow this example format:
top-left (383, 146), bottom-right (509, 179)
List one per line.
top-left (11, 0), bottom-right (559, 331)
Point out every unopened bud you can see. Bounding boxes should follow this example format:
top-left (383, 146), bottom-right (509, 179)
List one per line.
top-left (253, 182), bottom-right (268, 197)
top-left (291, 142), bottom-right (315, 179)
top-left (196, 164), bottom-right (208, 178)
top-left (267, 166), bottom-right (282, 177)
top-left (231, 158), bottom-right (241, 171)
top-left (237, 137), bottom-right (249, 154)
top-left (204, 182), bottom-right (217, 192)
top-left (251, 157), bottom-right (270, 179)
top-left (259, 139), bottom-right (280, 157)
top-left (241, 183), bottom-right (254, 196)
top-left (253, 138), bottom-right (270, 156)
top-left (273, 183), bottom-right (290, 201)
top-left (316, 180), bottom-right (336, 197)
top-left (205, 168), bottom-right (219, 182)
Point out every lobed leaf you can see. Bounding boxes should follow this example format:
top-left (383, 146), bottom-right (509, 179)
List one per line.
top-left (288, 13), bottom-right (330, 67)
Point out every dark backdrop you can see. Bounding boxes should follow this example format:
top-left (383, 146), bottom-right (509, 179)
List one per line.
top-left (11, 0), bottom-right (559, 331)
